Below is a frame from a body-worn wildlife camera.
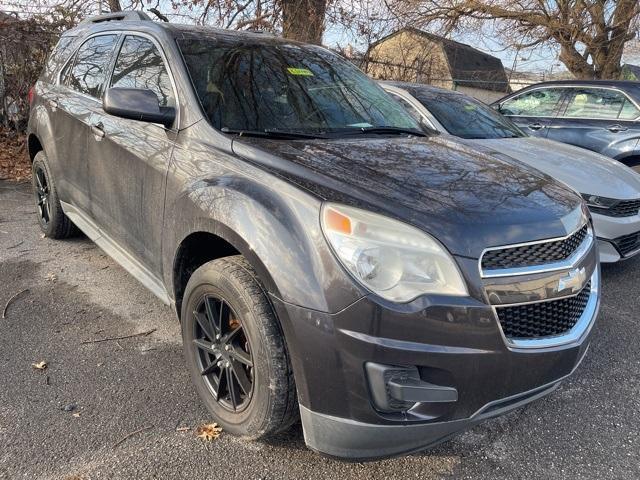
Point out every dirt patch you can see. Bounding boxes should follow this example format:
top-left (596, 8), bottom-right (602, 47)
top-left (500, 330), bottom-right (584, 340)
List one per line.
top-left (0, 129), bottom-right (30, 181)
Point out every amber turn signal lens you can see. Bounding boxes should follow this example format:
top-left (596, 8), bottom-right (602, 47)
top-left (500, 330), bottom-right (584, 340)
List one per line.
top-left (324, 208), bottom-right (352, 235)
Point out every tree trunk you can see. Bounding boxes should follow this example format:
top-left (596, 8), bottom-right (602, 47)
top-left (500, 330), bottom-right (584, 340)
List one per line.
top-left (108, 0), bottom-right (122, 12)
top-left (280, 0), bottom-right (327, 44)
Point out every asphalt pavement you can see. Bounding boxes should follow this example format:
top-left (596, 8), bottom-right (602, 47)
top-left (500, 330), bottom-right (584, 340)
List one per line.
top-left (1, 180), bottom-right (639, 479)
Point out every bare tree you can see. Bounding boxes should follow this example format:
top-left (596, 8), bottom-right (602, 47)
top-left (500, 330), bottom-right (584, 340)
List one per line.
top-left (178, 0), bottom-right (330, 43)
top-left (282, 0), bottom-right (327, 44)
top-left (388, 0), bottom-right (640, 80)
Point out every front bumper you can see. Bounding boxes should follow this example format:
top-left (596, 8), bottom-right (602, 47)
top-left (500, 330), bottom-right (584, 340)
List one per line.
top-left (299, 352), bottom-right (586, 460)
top-left (271, 267), bottom-right (598, 460)
top-left (592, 212), bottom-right (640, 262)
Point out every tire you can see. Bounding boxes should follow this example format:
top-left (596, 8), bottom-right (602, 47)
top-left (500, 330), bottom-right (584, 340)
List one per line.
top-left (31, 151), bottom-right (75, 239)
top-left (181, 255), bottom-right (298, 438)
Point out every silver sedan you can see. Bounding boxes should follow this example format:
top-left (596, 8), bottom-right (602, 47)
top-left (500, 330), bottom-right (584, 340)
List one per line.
top-left (382, 81), bottom-right (640, 263)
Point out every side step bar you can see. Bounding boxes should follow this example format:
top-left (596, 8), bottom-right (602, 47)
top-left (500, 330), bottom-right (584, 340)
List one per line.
top-left (60, 201), bottom-right (171, 305)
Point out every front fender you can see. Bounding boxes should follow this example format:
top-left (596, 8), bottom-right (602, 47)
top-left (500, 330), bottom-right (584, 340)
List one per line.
top-left (163, 140), bottom-right (365, 314)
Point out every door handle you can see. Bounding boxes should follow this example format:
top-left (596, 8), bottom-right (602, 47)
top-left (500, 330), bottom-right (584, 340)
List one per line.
top-left (608, 124), bottom-right (628, 133)
top-left (528, 123), bottom-right (544, 131)
top-left (91, 122), bottom-right (105, 139)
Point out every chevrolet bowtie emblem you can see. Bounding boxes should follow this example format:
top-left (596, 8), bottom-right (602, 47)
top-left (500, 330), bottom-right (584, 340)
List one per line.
top-left (558, 267), bottom-right (587, 294)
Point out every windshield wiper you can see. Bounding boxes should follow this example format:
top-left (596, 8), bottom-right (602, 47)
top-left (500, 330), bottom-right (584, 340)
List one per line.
top-left (221, 127), bottom-right (328, 139)
top-left (339, 126), bottom-right (427, 137)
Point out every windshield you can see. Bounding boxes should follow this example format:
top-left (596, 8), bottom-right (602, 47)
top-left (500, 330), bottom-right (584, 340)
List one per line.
top-left (411, 89), bottom-right (525, 139)
top-left (178, 37), bottom-right (421, 135)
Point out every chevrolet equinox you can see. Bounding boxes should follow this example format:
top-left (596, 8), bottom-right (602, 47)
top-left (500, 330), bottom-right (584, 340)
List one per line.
top-left (27, 12), bottom-right (600, 460)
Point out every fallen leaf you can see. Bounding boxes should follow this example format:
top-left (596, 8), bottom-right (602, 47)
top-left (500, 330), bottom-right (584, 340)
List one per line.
top-left (0, 129), bottom-right (30, 181)
top-left (195, 423), bottom-right (222, 441)
top-left (72, 413), bottom-right (81, 418)
top-left (32, 361), bottom-right (47, 370)
top-left (176, 426), bottom-right (190, 432)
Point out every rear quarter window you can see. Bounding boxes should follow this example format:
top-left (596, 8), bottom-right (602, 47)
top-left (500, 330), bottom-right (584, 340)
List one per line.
top-left (41, 36), bottom-right (76, 84)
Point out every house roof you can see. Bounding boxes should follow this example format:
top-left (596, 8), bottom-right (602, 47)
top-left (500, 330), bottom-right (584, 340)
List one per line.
top-left (622, 64), bottom-right (640, 80)
top-left (369, 27), bottom-right (510, 92)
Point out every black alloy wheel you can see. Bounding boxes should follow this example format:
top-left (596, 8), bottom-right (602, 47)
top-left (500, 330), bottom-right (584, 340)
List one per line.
top-left (31, 151), bottom-right (76, 239)
top-left (181, 256), bottom-right (298, 439)
top-left (34, 164), bottom-right (51, 226)
top-left (192, 294), bottom-right (254, 412)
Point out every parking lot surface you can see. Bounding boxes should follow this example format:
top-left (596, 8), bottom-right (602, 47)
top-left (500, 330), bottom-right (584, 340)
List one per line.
top-left (1, 180), bottom-right (639, 479)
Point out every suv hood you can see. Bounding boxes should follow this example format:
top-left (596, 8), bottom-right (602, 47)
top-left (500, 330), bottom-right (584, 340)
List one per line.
top-left (469, 137), bottom-right (640, 200)
top-left (232, 134), bottom-right (585, 258)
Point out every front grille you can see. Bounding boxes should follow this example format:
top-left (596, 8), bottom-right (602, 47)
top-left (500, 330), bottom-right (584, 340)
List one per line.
top-left (496, 282), bottom-right (591, 339)
top-left (590, 199), bottom-right (640, 218)
top-left (613, 231), bottom-right (640, 256)
top-left (481, 225), bottom-right (588, 271)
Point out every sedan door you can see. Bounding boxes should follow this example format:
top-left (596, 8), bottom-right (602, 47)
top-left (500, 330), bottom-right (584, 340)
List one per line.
top-left (87, 34), bottom-right (177, 274)
top-left (496, 87), bottom-right (567, 137)
top-left (544, 87), bottom-right (640, 158)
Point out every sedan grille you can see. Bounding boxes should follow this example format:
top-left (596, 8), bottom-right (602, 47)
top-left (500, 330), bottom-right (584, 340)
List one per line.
top-left (590, 199), bottom-right (640, 218)
top-left (496, 282), bottom-right (591, 339)
top-left (481, 225), bottom-right (588, 271)
top-left (613, 231), bottom-right (640, 256)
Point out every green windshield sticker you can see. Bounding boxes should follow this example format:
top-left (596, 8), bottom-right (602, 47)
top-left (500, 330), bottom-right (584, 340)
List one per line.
top-left (464, 104), bottom-right (477, 111)
top-left (287, 67), bottom-right (314, 76)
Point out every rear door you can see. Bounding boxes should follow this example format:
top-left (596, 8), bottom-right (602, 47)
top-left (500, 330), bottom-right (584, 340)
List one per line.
top-left (87, 34), bottom-right (177, 273)
top-left (54, 34), bottom-right (120, 210)
top-left (544, 87), bottom-right (640, 158)
top-left (497, 87), bottom-right (567, 137)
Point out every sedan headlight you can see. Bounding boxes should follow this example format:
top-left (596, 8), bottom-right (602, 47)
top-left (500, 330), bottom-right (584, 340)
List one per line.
top-left (321, 203), bottom-right (467, 302)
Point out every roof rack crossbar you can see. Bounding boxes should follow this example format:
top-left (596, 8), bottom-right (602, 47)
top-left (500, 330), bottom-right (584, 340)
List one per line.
top-left (79, 11), bottom-right (152, 25)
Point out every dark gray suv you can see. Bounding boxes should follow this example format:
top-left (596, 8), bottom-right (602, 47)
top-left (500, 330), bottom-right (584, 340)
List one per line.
top-left (493, 80), bottom-right (640, 170)
top-left (27, 12), bottom-right (599, 460)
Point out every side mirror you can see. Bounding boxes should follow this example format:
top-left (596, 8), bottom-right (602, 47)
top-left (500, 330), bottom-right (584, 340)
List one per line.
top-left (103, 88), bottom-right (175, 128)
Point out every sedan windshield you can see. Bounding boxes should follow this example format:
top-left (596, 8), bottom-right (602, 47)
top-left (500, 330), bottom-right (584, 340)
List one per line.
top-left (411, 89), bottom-right (525, 139)
top-left (178, 37), bottom-right (421, 136)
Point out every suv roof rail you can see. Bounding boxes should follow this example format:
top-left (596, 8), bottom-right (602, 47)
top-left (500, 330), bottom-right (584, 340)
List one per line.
top-left (79, 11), bottom-right (152, 25)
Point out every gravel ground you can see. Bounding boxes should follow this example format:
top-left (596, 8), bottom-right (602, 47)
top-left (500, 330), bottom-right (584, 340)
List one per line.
top-left (1, 180), bottom-right (639, 480)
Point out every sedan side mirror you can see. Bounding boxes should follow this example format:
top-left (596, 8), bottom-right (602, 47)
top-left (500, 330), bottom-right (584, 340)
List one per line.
top-left (103, 88), bottom-right (176, 129)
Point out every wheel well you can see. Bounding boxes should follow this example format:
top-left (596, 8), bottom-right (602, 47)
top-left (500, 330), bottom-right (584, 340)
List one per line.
top-left (173, 232), bottom-right (240, 319)
top-left (620, 155), bottom-right (640, 168)
top-left (27, 134), bottom-right (43, 162)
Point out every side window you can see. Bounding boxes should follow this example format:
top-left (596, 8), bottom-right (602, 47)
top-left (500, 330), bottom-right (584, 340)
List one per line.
top-left (66, 34), bottom-right (119, 98)
top-left (109, 35), bottom-right (174, 107)
top-left (619, 98), bottom-right (640, 120)
top-left (389, 92), bottom-right (428, 126)
top-left (500, 88), bottom-right (564, 116)
top-left (42, 36), bottom-right (76, 83)
top-left (564, 88), bottom-right (640, 120)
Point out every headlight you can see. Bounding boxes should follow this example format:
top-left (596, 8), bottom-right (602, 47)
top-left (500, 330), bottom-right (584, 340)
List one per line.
top-left (581, 193), bottom-right (618, 209)
top-left (321, 203), bottom-right (467, 302)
